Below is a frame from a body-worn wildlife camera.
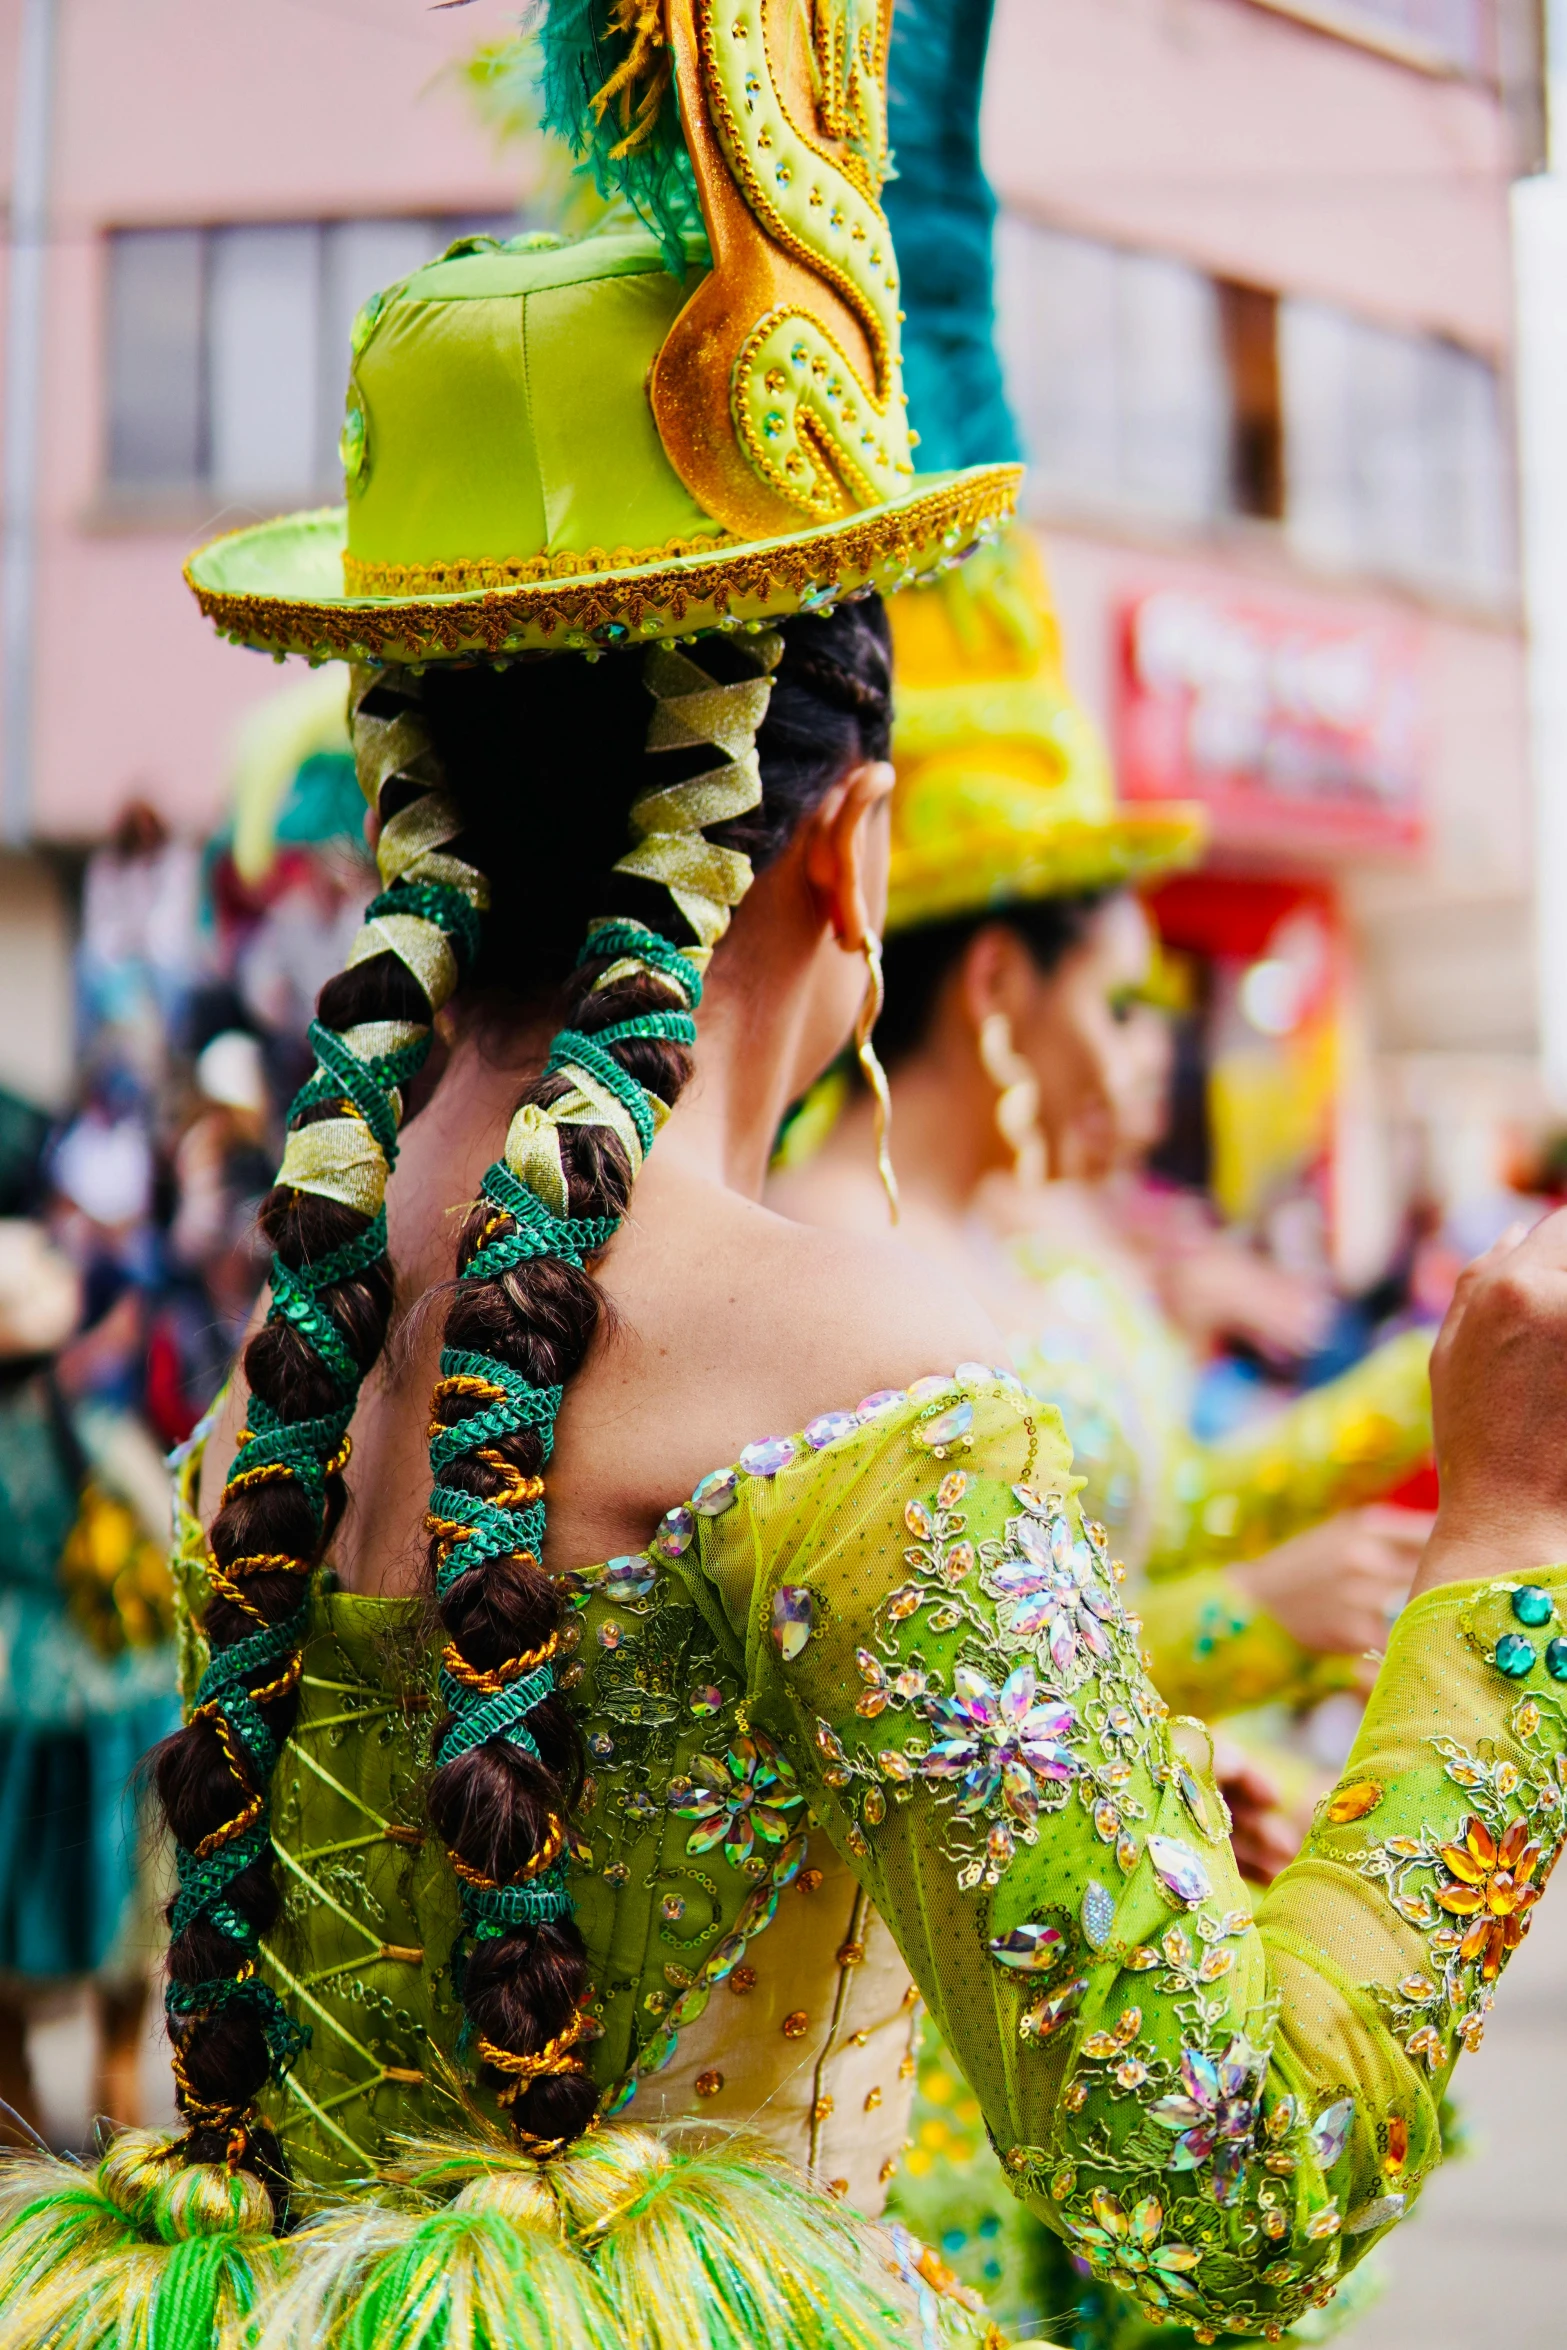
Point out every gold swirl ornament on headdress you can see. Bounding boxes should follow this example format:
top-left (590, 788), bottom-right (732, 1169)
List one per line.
top-left (652, 0), bottom-right (912, 538)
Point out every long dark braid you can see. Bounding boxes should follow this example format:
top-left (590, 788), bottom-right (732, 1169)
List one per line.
top-left (153, 669), bottom-right (489, 2206)
top-left (412, 603), bottom-right (893, 2155)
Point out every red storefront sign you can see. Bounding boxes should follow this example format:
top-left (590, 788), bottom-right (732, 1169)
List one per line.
top-left (1117, 587), bottom-right (1424, 853)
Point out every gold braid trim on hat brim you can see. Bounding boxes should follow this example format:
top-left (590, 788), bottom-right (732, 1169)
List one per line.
top-left (343, 528), bottom-right (740, 598)
top-left (186, 468), bottom-right (1020, 666)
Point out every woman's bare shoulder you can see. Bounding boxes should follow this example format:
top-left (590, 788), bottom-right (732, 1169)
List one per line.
top-left (598, 1169), bottom-right (1003, 1453)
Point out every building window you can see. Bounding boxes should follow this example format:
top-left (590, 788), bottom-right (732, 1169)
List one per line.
top-left (997, 217), bottom-right (1231, 527)
top-left (1218, 282), bottom-right (1284, 522)
top-left (997, 212), bottom-right (1514, 602)
top-left (1280, 299), bottom-right (1515, 600)
top-left (105, 215), bottom-right (513, 505)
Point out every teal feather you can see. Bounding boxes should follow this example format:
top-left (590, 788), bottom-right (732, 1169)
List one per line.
top-left (513, 0), bottom-right (703, 274)
top-left (884, 0), bottom-right (1021, 473)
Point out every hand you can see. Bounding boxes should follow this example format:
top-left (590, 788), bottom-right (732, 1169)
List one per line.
top-left (1415, 1210), bottom-right (1567, 1595)
top-left (1212, 1739), bottom-right (1297, 1886)
top-left (1159, 1240), bottom-right (1333, 1364)
top-left (1230, 1506), bottom-right (1433, 1661)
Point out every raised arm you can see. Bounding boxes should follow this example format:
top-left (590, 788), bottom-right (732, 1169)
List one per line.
top-left (1145, 1328), bottom-right (1433, 1580)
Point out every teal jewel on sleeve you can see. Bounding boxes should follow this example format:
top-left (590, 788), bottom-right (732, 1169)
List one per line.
top-left (653, 1506), bottom-right (695, 1559)
top-left (692, 1467), bottom-right (740, 1515)
top-left (1495, 1633), bottom-right (1536, 1678)
top-left (1512, 1585), bottom-right (1555, 1628)
top-left (1547, 1639), bottom-right (1567, 1682)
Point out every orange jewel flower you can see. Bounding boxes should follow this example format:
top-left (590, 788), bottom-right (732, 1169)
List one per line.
top-left (1433, 1815), bottom-right (1543, 1980)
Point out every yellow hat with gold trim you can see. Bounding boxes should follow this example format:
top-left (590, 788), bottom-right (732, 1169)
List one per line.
top-left (885, 528), bottom-right (1206, 934)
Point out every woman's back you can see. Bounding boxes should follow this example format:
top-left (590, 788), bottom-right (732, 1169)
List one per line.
top-left (205, 1022), bottom-right (1001, 1595)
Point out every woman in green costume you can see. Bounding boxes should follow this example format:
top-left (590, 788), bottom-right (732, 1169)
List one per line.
top-left (6, 8), bottom-right (1567, 2350)
top-left (778, 0), bottom-right (1433, 1741)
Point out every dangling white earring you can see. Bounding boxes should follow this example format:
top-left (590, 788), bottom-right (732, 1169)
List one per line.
top-left (977, 1010), bottom-right (1047, 1188)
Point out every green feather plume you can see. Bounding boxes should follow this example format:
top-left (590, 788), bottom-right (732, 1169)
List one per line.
top-left (466, 1), bottom-right (703, 274)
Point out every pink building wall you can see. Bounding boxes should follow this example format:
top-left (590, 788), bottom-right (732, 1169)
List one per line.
top-left (0, 0), bottom-right (1539, 1099)
top-left (3, 0), bottom-right (531, 841)
top-left (987, 0), bottom-right (1517, 348)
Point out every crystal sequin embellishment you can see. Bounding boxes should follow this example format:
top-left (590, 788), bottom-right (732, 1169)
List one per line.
top-left (1495, 1631), bottom-right (1536, 1677)
top-left (1343, 2193), bottom-right (1406, 2236)
top-left (913, 1398), bottom-right (974, 1453)
top-left (653, 1506), bottom-right (695, 1559)
top-left (988, 1921), bottom-right (1067, 1972)
top-left (1177, 1767), bottom-right (1213, 1837)
top-left (771, 1585), bottom-right (814, 1660)
top-left (804, 1410), bottom-right (858, 1449)
top-left (1020, 1976), bottom-right (1088, 2043)
top-left (740, 1436), bottom-right (797, 1478)
top-left (1310, 2097), bottom-right (1355, 2168)
top-left (907, 1375), bottom-right (952, 1402)
top-left (690, 1685), bottom-right (724, 1716)
top-left (955, 1360), bottom-right (993, 1386)
top-left (856, 1388), bottom-right (906, 1419)
top-left (1082, 1880), bottom-right (1116, 1950)
top-left (1513, 1584), bottom-right (1554, 1627)
top-left (692, 1467), bottom-right (741, 1516)
top-left (1147, 1836), bottom-right (1212, 1909)
top-left (1548, 1639), bottom-right (1567, 1682)
top-left (1326, 1780), bottom-right (1383, 1823)
top-left (601, 1556), bottom-right (656, 1602)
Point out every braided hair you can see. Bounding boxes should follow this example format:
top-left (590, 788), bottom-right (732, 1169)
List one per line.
top-left (156, 601), bottom-right (891, 2204)
top-left (412, 601), bottom-right (892, 2157)
top-left (153, 671), bottom-right (489, 2210)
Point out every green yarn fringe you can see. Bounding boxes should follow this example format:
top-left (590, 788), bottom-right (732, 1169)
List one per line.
top-left (0, 2132), bottom-right (280, 2350)
top-left (0, 2124), bottom-right (1015, 2350)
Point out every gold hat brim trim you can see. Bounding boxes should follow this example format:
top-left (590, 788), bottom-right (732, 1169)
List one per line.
top-left (185, 467), bottom-right (1021, 665)
top-left (886, 802), bottom-right (1208, 934)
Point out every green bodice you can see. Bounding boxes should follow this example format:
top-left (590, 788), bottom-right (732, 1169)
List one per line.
top-left (174, 1368), bottom-right (1567, 2342)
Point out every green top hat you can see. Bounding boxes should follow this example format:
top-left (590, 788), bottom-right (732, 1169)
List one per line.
top-left (186, 0), bottom-right (1019, 666)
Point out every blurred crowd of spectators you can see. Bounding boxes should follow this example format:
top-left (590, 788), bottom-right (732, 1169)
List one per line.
top-left (18, 715), bottom-right (372, 1449)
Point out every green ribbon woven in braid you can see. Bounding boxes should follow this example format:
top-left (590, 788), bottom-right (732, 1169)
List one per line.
top-left (428, 1483), bottom-right (549, 1587)
top-left (583, 920), bottom-right (705, 1006)
top-left (465, 1162), bottom-right (620, 1277)
top-left (288, 1024), bottom-right (419, 1161)
top-left (170, 862), bottom-right (484, 2089)
top-left (437, 1662), bottom-right (557, 1765)
top-left (227, 1394), bottom-right (354, 1504)
top-left (545, 1030), bottom-right (660, 1154)
top-left (428, 1350), bottom-right (563, 1478)
top-left (432, 924), bottom-right (710, 1954)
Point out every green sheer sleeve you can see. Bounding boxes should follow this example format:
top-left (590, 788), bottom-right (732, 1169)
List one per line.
top-left (693, 1373), bottom-right (1567, 2343)
top-left (1147, 1332), bottom-right (1433, 1581)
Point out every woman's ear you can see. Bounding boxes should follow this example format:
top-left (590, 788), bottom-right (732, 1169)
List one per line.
top-left (959, 923), bottom-right (1038, 1035)
top-left (802, 759), bottom-right (895, 947)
